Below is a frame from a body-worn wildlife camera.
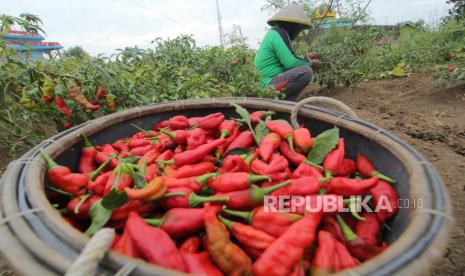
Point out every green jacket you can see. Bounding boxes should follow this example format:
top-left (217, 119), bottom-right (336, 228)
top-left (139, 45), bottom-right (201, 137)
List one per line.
top-left (255, 28), bottom-right (311, 87)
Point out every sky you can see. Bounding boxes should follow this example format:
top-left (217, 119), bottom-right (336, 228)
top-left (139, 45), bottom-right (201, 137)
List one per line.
top-left (1, 0), bottom-right (451, 55)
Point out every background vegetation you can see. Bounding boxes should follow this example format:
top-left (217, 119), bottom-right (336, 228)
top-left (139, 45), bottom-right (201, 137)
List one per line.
top-left (0, 1), bottom-right (464, 155)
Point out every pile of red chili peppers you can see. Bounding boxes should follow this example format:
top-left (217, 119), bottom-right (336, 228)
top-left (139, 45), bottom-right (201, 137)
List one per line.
top-left (44, 104), bottom-right (400, 275)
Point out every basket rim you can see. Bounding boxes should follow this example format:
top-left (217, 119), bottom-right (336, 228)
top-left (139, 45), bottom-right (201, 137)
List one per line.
top-left (3, 97), bottom-right (452, 275)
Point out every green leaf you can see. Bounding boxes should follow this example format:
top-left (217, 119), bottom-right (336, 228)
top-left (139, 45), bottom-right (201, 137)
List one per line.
top-left (101, 189), bottom-right (128, 209)
top-left (120, 156), bottom-right (141, 164)
top-left (84, 200), bottom-right (112, 236)
top-left (254, 120), bottom-right (270, 144)
top-left (230, 103), bottom-right (250, 126)
top-left (133, 171), bottom-right (146, 188)
top-left (224, 147), bottom-right (252, 157)
top-left (307, 127), bottom-right (340, 164)
top-left (230, 103), bottom-right (259, 144)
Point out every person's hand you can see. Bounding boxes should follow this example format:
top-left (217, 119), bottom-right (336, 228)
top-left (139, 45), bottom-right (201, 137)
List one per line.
top-left (310, 59), bottom-right (322, 69)
top-left (306, 52), bottom-right (318, 60)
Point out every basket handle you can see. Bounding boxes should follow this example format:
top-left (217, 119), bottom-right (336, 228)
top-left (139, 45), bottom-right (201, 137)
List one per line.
top-left (290, 96), bottom-right (358, 128)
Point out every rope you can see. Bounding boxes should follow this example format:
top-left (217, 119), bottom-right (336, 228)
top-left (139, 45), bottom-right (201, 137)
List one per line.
top-left (290, 96), bottom-right (358, 128)
top-left (0, 208), bottom-right (44, 225)
top-left (114, 261), bottom-right (139, 276)
top-left (65, 228), bottom-right (115, 276)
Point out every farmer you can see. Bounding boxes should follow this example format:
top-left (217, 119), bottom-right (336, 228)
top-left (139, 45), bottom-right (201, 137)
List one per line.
top-left (255, 3), bottom-right (321, 101)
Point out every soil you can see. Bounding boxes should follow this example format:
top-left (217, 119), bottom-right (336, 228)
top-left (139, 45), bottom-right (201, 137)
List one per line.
top-left (0, 74), bottom-right (464, 275)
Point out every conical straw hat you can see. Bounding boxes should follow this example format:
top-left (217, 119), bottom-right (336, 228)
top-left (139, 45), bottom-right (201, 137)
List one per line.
top-left (267, 3), bottom-right (311, 27)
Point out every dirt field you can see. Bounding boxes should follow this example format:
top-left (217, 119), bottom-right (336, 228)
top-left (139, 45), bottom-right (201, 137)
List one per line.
top-left (0, 74), bottom-right (464, 274)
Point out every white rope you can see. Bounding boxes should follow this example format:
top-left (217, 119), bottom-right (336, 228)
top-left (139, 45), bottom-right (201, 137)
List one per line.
top-left (65, 228), bottom-right (115, 276)
top-left (290, 96), bottom-right (358, 128)
top-left (114, 261), bottom-right (139, 276)
top-left (0, 208), bottom-right (44, 225)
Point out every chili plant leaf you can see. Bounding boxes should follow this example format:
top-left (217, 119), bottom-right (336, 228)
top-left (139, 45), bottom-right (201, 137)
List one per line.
top-left (230, 103), bottom-right (259, 143)
top-left (101, 189), bottom-right (128, 209)
top-left (133, 172), bottom-right (146, 188)
top-left (307, 127), bottom-right (340, 164)
top-left (254, 120), bottom-right (270, 144)
top-left (84, 200), bottom-right (113, 236)
top-left (224, 147), bottom-right (252, 157)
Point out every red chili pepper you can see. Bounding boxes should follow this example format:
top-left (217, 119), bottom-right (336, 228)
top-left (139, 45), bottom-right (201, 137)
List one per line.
top-left (185, 127), bottom-right (207, 150)
top-left (266, 153), bottom-right (289, 173)
top-left (127, 138), bottom-right (150, 149)
top-left (161, 187), bottom-right (229, 209)
top-left (250, 159), bottom-right (269, 175)
top-left (252, 211), bottom-right (322, 276)
top-left (198, 112), bottom-right (224, 130)
top-left (334, 158), bottom-right (356, 177)
top-left (128, 144), bottom-right (152, 156)
top-left (78, 135), bottom-right (97, 173)
top-left (156, 149), bottom-right (174, 162)
top-left (219, 119), bottom-right (236, 138)
top-left (161, 129), bottom-right (189, 144)
top-left (219, 215), bottom-right (276, 251)
top-left (242, 245), bottom-right (263, 261)
top-left (112, 140), bottom-right (129, 154)
top-left (126, 212), bottom-right (187, 271)
top-left (279, 141), bottom-right (305, 165)
top-left (54, 97), bottom-right (72, 117)
top-left (164, 173), bottom-right (216, 192)
top-left (336, 215), bottom-right (386, 261)
top-left (292, 162), bottom-right (323, 179)
top-left (180, 236), bottom-right (201, 253)
top-left (222, 206), bottom-right (302, 238)
top-left (95, 151), bottom-right (119, 169)
top-left (187, 116), bottom-right (202, 127)
top-left (204, 204), bottom-right (252, 275)
top-left (124, 176), bottom-right (166, 201)
top-left (265, 120), bottom-right (295, 152)
top-left (219, 180), bottom-right (291, 209)
top-left (335, 240), bottom-right (358, 270)
top-left (325, 176), bottom-right (379, 196)
top-left (171, 138), bottom-right (224, 166)
top-left (250, 110), bottom-right (274, 124)
top-left (370, 180), bottom-right (399, 222)
top-left (447, 65), bottom-right (456, 72)
top-left (146, 208), bottom-right (206, 238)
top-left (69, 85), bottom-right (100, 111)
top-left (112, 225), bottom-right (139, 258)
top-left (291, 194), bottom-right (343, 215)
top-left (110, 200), bottom-right (153, 221)
top-left (41, 150), bottom-right (89, 195)
top-left (293, 127), bottom-right (313, 154)
top-left (355, 212), bottom-right (381, 246)
top-left (87, 171), bottom-right (112, 195)
top-left (208, 172), bottom-right (270, 193)
top-left (182, 251), bottom-right (223, 276)
top-left (312, 230), bottom-right (338, 275)
top-left (218, 155), bottom-right (249, 173)
top-left (103, 163), bottom-right (133, 195)
top-left (259, 133), bottom-right (282, 161)
top-left (153, 120), bottom-right (170, 130)
top-left (66, 195), bottom-right (101, 220)
top-left (320, 216), bottom-right (344, 242)
top-left (95, 84), bottom-right (107, 100)
top-left (271, 176), bottom-right (320, 197)
top-left (356, 153), bottom-right (396, 183)
top-left (138, 148), bottom-right (160, 167)
top-left (168, 115), bottom-right (189, 129)
top-left (216, 126), bottom-right (240, 157)
top-left (226, 130), bottom-right (254, 153)
top-left (174, 162), bottom-right (215, 178)
top-left (323, 138), bottom-right (345, 175)
top-left (145, 163), bottom-right (159, 182)
top-left (98, 143), bottom-right (118, 153)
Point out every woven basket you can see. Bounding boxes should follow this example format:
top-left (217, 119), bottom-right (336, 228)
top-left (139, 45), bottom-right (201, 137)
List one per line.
top-left (0, 97), bottom-right (452, 275)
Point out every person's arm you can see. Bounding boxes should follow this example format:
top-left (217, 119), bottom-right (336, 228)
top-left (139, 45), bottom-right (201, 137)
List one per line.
top-left (270, 31), bottom-right (311, 70)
